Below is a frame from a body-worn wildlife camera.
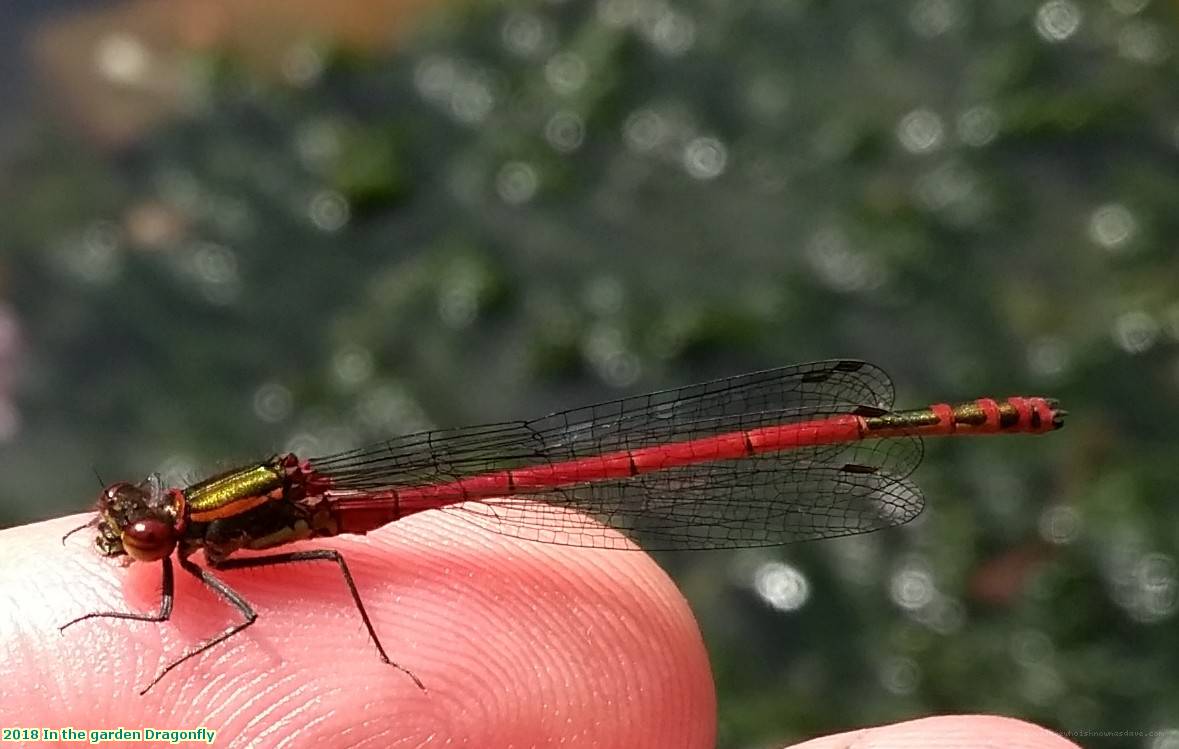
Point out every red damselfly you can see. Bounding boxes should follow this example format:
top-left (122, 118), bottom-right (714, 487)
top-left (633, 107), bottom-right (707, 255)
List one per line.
top-left (61, 359), bottom-right (1065, 693)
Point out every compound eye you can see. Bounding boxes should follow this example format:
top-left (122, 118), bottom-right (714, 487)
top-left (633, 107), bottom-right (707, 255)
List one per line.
top-left (121, 518), bottom-right (176, 562)
top-left (101, 482), bottom-right (153, 511)
top-left (103, 482), bottom-right (134, 501)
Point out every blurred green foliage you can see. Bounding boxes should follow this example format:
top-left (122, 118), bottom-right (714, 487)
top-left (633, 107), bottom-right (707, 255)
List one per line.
top-left (2, 0), bottom-right (1179, 746)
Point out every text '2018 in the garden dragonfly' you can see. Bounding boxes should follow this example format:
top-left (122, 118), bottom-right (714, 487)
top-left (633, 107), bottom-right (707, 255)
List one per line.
top-left (62, 359), bottom-right (1065, 693)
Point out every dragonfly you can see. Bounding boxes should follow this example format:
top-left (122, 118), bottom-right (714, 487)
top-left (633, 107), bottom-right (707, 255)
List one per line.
top-left (61, 359), bottom-right (1065, 694)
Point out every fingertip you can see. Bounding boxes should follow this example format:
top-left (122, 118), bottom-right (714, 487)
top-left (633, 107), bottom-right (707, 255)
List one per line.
top-left (786, 715), bottom-right (1079, 749)
top-left (4, 509), bottom-right (716, 747)
top-left (332, 506), bottom-right (718, 747)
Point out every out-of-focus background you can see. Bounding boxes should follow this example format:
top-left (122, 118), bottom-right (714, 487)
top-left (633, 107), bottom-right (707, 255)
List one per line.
top-left (2, 0), bottom-right (1177, 745)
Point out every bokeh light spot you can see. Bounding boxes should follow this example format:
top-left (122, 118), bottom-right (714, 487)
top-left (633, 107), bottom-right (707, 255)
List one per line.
top-left (897, 108), bottom-right (944, 153)
top-left (753, 561), bottom-right (811, 611)
top-left (1034, 0), bottom-right (1082, 42)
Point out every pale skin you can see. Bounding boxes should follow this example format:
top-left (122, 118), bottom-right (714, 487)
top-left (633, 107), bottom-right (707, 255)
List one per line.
top-left (0, 510), bottom-right (1078, 748)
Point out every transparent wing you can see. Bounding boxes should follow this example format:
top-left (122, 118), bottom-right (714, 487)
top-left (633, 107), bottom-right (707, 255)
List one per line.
top-left (444, 445), bottom-right (925, 551)
top-left (309, 359), bottom-right (924, 550)
top-left (311, 359), bottom-right (896, 488)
